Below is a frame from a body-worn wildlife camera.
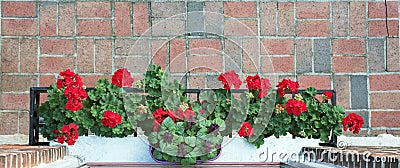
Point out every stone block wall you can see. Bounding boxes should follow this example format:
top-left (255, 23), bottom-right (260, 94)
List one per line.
top-left (0, 1), bottom-right (399, 136)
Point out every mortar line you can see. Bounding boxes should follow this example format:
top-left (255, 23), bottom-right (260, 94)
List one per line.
top-left (347, 0), bottom-right (350, 36)
top-left (293, 1), bottom-right (297, 80)
top-left (329, 0), bottom-right (333, 89)
top-left (111, 1), bottom-right (115, 72)
top-left (257, 1), bottom-right (261, 73)
top-left (37, 1), bottom-right (42, 86)
top-left (365, 0), bottom-right (372, 135)
top-left (56, 2), bottom-right (59, 36)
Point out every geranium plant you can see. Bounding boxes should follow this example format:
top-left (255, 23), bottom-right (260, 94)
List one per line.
top-left (125, 65), bottom-right (224, 165)
top-left (39, 68), bottom-right (136, 144)
top-left (39, 70), bottom-right (89, 145)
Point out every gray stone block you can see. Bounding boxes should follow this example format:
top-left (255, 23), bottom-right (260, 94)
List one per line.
top-left (350, 75), bottom-right (368, 109)
top-left (314, 39), bottom-right (331, 73)
top-left (368, 38), bottom-right (385, 72)
top-left (296, 39), bottom-right (312, 73)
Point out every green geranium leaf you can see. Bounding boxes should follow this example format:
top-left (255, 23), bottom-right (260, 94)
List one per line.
top-left (185, 137), bottom-right (196, 147)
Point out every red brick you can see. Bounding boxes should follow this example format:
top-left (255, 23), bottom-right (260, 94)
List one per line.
top-left (58, 3), bottom-right (75, 36)
top-left (170, 38), bottom-right (186, 61)
top-left (39, 75), bottom-right (56, 87)
top-left (80, 75), bottom-right (111, 88)
top-left (296, 2), bottom-right (329, 19)
top-left (0, 94), bottom-right (29, 110)
top-left (368, 2), bottom-right (398, 18)
top-left (278, 2), bottom-right (294, 36)
top-left (152, 40), bottom-right (168, 69)
top-left (369, 75), bottom-right (400, 91)
top-left (77, 20), bottom-right (112, 36)
top-left (224, 2), bottom-right (256, 18)
top-left (387, 37), bottom-right (400, 72)
top-left (243, 51), bottom-right (257, 73)
top-left (188, 76), bottom-right (205, 89)
top-left (1, 19), bottom-right (37, 36)
top-left (77, 2), bottom-right (111, 18)
top-left (40, 3), bottom-right (57, 36)
top-left (1, 38), bottom-right (18, 73)
top-left (260, 2), bottom-right (276, 36)
top-left (2, 2), bottom-right (36, 17)
top-left (298, 75), bottom-right (331, 89)
top-left (77, 39), bottom-right (94, 73)
top-left (332, 56), bottom-right (366, 73)
top-left (134, 3), bottom-right (149, 36)
top-left (333, 75), bottom-right (350, 108)
top-left (188, 56), bottom-right (222, 72)
top-left (296, 20), bottom-right (330, 36)
top-left (170, 38), bottom-right (187, 73)
top-left (19, 112), bottom-right (30, 135)
top-left (261, 38), bottom-right (294, 55)
top-left (20, 38), bottom-right (38, 73)
top-left (0, 112), bottom-right (18, 135)
top-left (189, 39), bottom-right (222, 55)
top-left (115, 2), bottom-right (131, 36)
top-left (262, 56), bottom-right (294, 73)
top-left (371, 111), bottom-right (400, 127)
top-left (332, 2), bottom-right (348, 36)
top-left (120, 57), bottom-right (149, 74)
top-left (95, 39), bottom-right (112, 73)
top-left (40, 39), bottom-right (74, 55)
top-left (39, 57), bottom-right (74, 73)
top-left (242, 38), bottom-right (259, 73)
top-left (332, 38), bottom-right (366, 54)
top-left (370, 92), bottom-right (400, 109)
top-left (368, 20), bottom-right (399, 36)
top-left (350, 2), bottom-right (366, 36)
top-left (224, 19), bottom-right (257, 36)
top-left (0, 75), bottom-right (38, 92)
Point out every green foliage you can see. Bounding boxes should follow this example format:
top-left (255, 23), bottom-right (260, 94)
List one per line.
top-left (39, 84), bottom-right (89, 140)
top-left (85, 78), bottom-right (134, 137)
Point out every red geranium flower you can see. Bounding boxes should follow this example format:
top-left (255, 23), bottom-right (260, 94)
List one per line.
top-left (246, 74), bottom-right (262, 90)
top-left (258, 78), bottom-right (271, 98)
top-left (56, 136), bottom-right (66, 144)
top-left (276, 79), bottom-right (300, 98)
top-left (323, 91), bottom-right (333, 100)
top-left (217, 70), bottom-right (242, 90)
top-left (238, 122), bottom-right (253, 137)
top-left (153, 108), bottom-right (177, 124)
top-left (112, 68), bottom-right (134, 88)
top-left (285, 99), bottom-right (307, 116)
top-left (342, 113), bottom-right (364, 134)
top-left (55, 123), bottom-right (79, 145)
top-left (56, 69), bottom-right (84, 89)
top-left (177, 107), bottom-right (195, 121)
top-left (102, 110), bottom-right (123, 128)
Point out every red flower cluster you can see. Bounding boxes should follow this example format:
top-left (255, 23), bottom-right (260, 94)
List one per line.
top-left (276, 79), bottom-right (300, 98)
top-left (342, 113), bottom-right (364, 134)
top-left (245, 74), bottom-right (271, 98)
top-left (102, 110), bottom-right (122, 128)
top-left (217, 70), bottom-right (242, 90)
top-left (238, 122), bottom-right (253, 137)
top-left (152, 108), bottom-right (177, 131)
top-left (285, 99), bottom-right (307, 116)
top-left (176, 107), bottom-right (195, 121)
top-left (323, 91), bottom-right (333, 100)
top-left (57, 69), bottom-right (87, 112)
top-left (112, 68), bottom-right (134, 88)
top-left (56, 69), bottom-right (83, 89)
top-left (53, 123), bottom-right (79, 145)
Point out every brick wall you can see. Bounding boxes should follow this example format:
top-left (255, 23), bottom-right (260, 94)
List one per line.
top-left (0, 1), bottom-right (399, 136)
